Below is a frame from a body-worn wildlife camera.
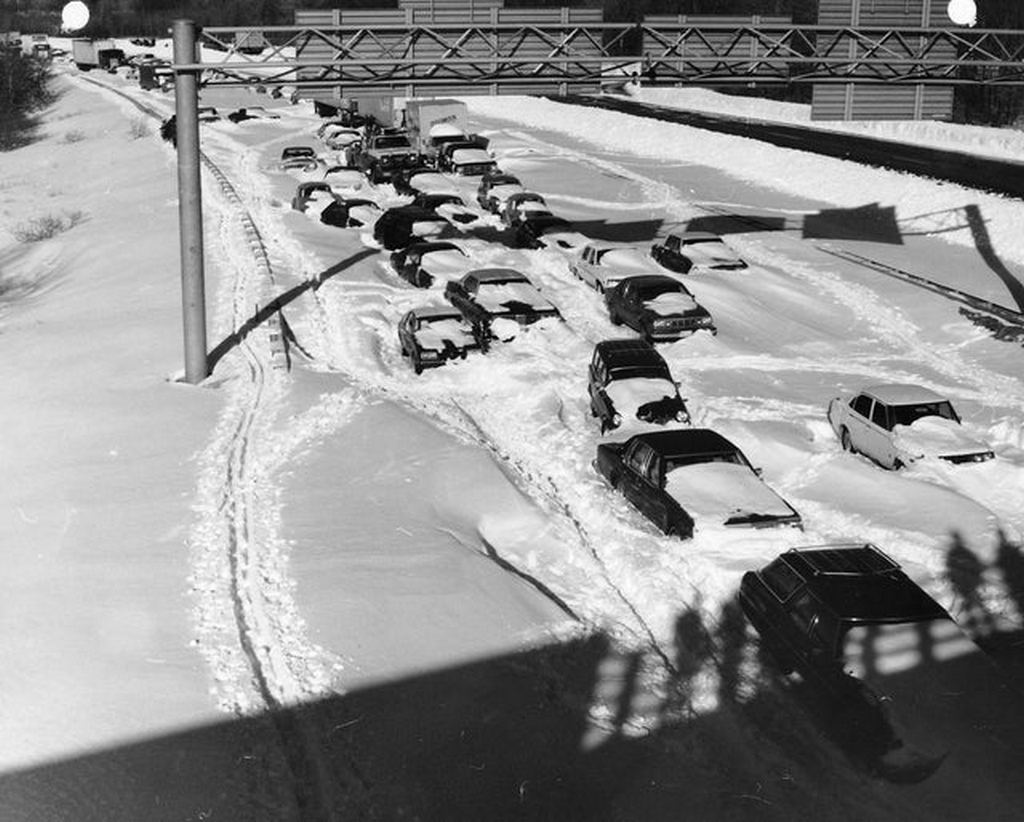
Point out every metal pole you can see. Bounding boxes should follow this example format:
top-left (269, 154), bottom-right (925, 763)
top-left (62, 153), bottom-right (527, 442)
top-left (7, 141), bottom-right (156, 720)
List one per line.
top-left (173, 19), bottom-right (208, 383)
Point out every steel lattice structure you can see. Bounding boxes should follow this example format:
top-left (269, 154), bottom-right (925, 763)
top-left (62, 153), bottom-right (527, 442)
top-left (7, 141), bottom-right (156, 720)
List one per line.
top-left (176, 23), bottom-right (1024, 88)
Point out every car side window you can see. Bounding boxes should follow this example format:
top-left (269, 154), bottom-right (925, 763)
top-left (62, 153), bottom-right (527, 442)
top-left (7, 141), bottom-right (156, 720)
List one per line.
top-left (851, 394), bottom-right (872, 418)
top-left (625, 442), bottom-right (653, 478)
top-left (761, 560), bottom-right (802, 601)
top-left (666, 236), bottom-right (679, 252)
top-left (871, 401), bottom-right (891, 430)
top-left (789, 591), bottom-right (818, 636)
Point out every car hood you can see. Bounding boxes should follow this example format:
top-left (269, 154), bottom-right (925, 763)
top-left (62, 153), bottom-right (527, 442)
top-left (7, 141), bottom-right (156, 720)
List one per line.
top-left (683, 242), bottom-right (743, 267)
top-left (434, 203), bottom-right (478, 224)
top-left (605, 378), bottom-right (681, 420)
top-left (665, 463), bottom-right (797, 526)
top-left (475, 282), bottom-right (555, 314)
top-left (420, 250), bottom-right (469, 276)
top-left (892, 417), bottom-right (990, 459)
top-left (323, 172), bottom-right (366, 191)
top-left (489, 183), bottom-right (525, 201)
top-left (537, 228), bottom-right (590, 251)
top-left (410, 219), bottom-right (449, 239)
top-left (410, 173), bottom-right (460, 196)
top-left (345, 204), bottom-right (381, 226)
top-left (642, 292), bottom-right (699, 316)
top-left (451, 148), bottom-right (492, 164)
top-left (414, 319), bottom-right (475, 353)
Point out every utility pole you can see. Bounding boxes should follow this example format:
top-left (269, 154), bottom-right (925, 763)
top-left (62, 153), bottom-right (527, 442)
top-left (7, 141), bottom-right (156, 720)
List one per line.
top-left (172, 19), bottom-right (208, 383)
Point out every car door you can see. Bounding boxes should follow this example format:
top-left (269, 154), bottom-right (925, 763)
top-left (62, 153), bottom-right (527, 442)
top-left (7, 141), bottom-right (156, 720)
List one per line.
top-left (588, 352), bottom-right (612, 422)
top-left (859, 399), bottom-right (895, 466)
top-left (621, 441), bottom-right (657, 520)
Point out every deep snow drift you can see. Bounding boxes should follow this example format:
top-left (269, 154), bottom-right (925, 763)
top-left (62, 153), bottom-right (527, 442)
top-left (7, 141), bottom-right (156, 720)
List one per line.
top-left (2, 65), bottom-right (1024, 819)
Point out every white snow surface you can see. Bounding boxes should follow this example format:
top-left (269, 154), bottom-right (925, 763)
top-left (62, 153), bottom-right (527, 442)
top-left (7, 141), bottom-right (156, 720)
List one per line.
top-left (4, 64), bottom-right (1024, 817)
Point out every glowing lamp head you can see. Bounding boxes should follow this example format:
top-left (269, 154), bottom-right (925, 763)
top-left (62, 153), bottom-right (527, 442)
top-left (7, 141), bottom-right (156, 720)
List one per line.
top-left (61, 2), bottom-right (90, 32)
top-left (946, 0), bottom-right (977, 27)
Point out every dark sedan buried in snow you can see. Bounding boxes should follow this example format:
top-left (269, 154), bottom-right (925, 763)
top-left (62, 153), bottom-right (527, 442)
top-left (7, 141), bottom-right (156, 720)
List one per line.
top-left (397, 306), bottom-right (480, 373)
top-left (444, 268), bottom-right (561, 349)
top-left (594, 429), bottom-right (802, 539)
top-left (605, 275), bottom-right (716, 342)
top-left (390, 241), bottom-right (468, 288)
top-left (588, 339), bottom-right (690, 434)
top-left (650, 231), bottom-right (747, 274)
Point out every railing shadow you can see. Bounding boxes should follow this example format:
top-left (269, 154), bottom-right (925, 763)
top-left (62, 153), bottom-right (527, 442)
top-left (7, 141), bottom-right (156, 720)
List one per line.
top-left (206, 248), bottom-right (377, 372)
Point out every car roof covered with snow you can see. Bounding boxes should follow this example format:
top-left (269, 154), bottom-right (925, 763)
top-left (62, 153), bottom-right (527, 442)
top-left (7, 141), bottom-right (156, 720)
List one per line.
top-left (861, 383), bottom-right (948, 405)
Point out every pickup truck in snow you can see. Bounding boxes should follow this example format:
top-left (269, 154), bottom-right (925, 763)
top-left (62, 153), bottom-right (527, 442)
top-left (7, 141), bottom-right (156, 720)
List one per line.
top-left (356, 132), bottom-right (420, 183)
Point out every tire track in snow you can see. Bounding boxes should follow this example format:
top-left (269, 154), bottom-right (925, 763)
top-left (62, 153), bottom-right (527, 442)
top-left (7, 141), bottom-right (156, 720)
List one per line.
top-left (76, 74), bottom-right (360, 819)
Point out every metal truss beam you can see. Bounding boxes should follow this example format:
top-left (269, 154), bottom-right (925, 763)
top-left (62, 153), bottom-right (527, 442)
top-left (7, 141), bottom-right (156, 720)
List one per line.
top-left (176, 24), bottom-right (1024, 88)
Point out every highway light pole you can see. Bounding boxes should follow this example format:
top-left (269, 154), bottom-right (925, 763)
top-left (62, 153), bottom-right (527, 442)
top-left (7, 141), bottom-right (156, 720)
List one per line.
top-left (172, 19), bottom-right (208, 383)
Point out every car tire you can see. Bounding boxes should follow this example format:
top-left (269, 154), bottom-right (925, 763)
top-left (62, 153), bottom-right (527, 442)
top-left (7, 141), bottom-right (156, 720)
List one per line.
top-left (892, 458), bottom-right (904, 471)
top-left (413, 358), bottom-right (423, 375)
top-left (840, 427), bottom-right (854, 453)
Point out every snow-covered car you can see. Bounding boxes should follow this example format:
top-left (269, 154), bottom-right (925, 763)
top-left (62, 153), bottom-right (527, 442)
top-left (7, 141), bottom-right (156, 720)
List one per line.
top-left (650, 231), bottom-right (748, 274)
top-left (321, 126), bottom-right (363, 151)
top-left (827, 383), bottom-right (995, 470)
top-left (502, 192), bottom-right (549, 227)
top-left (571, 244), bottom-right (666, 293)
top-left (445, 146), bottom-right (498, 177)
top-left (476, 172), bottom-right (524, 213)
top-left (605, 275), bottom-right (716, 341)
top-left (515, 213), bottom-right (589, 251)
top-left (197, 106), bottom-right (220, 122)
top-left (373, 205), bottom-right (453, 250)
top-left (397, 306), bottom-right (480, 373)
top-left (412, 192), bottom-right (479, 225)
top-left (390, 241), bottom-right (468, 288)
top-left (588, 339), bottom-right (691, 434)
top-left (227, 106), bottom-right (281, 123)
top-left (291, 182), bottom-right (338, 213)
top-left (392, 166), bottom-right (459, 197)
top-left (444, 268), bottom-right (562, 347)
top-left (279, 145), bottom-right (320, 173)
top-left (739, 543), bottom-right (991, 782)
top-left (319, 197), bottom-right (382, 229)
top-left (322, 166), bottom-right (369, 193)
top-left (595, 428), bottom-right (802, 538)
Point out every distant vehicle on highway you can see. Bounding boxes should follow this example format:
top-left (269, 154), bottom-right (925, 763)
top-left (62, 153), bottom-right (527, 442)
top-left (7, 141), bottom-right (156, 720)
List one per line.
top-left (321, 166), bottom-right (368, 193)
top-left (476, 172), bottom-right (524, 213)
top-left (390, 241), bottom-right (468, 288)
top-left (392, 166), bottom-right (459, 197)
top-left (444, 268), bottom-right (561, 347)
top-left (412, 192), bottom-right (479, 225)
top-left (279, 146), bottom-right (319, 173)
top-left (397, 306), bottom-right (480, 373)
top-left (827, 383), bottom-right (994, 470)
top-left (291, 182), bottom-right (336, 212)
top-left (515, 213), bottom-right (589, 251)
top-left (571, 244), bottom-right (664, 293)
top-left (605, 275), bottom-right (716, 341)
top-left (651, 231), bottom-right (748, 274)
top-left (373, 205), bottom-right (452, 250)
top-left (588, 339), bottom-right (691, 434)
top-left (594, 428), bottom-right (802, 538)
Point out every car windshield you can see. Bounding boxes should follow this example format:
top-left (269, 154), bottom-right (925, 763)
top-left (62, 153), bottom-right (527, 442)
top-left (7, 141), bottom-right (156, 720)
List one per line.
top-left (376, 136), bottom-right (411, 149)
top-left (682, 237), bottom-right (720, 246)
top-left (891, 400), bottom-right (958, 427)
top-left (665, 451), bottom-right (744, 472)
top-left (636, 282), bottom-right (684, 300)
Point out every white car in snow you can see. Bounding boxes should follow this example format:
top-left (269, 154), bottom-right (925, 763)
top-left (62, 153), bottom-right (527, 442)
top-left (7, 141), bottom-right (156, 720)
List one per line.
top-left (571, 244), bottom-right (667, 293)
top-left (827, 383), bottom-right (994, 469)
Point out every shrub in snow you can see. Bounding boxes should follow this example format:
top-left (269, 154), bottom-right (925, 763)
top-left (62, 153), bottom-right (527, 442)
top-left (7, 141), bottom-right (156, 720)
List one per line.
top-left (13, 211), bottom-right (86, 243)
